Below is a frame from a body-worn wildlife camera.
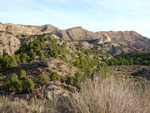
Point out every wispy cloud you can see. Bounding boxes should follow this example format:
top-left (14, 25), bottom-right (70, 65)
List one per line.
top-left (0, 0), bottom-right (150, 37)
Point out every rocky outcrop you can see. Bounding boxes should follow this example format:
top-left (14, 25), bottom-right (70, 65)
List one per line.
top-left (79, 41), bottom-right (94, 49)
top-left (96, 34), bottom-right (111, 44)
top-left (43, 81), bottom-right (73, 100)
top-left (0, 32), bottom-right (20, 55)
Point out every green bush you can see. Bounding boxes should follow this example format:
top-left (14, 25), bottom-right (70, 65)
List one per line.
top-left (50, 72), bottom-right (60, 81)
top-left (1, 55), bottom-right (11, 69)
top-left (26, 79), bottom-right (35, 91)
top-left (19, 70), bottom-right (26, 80)
top-left (66, 73), bottom-right (74, 85)
top-left (9, 73), bottom-right (18, 82)
top-left (7, 73), bottom-right (24, 93)
top-left (39, 74), bottom-right (50, 85)
top-left (39, 53), bottom-right (45, 61)
top-left (75, 71), bottom-right (84, 81)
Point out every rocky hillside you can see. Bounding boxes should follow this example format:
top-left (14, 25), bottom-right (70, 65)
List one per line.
top-left (0, 31), bottom-right (20, 55)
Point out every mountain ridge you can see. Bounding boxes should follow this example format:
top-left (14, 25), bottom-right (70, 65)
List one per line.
top-left (0, 23), bottom-right (150, 55)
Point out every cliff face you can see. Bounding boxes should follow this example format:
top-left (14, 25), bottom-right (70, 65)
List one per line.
top-left (0, 32), bottom-right (20, 55)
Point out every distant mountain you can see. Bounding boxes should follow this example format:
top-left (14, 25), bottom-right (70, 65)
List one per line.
top-left (0, 23), bottom-right (150, 55)
top-left (56, 26), bottom-right (99, 40)
top-left (0, 23), bottom-right (59, 35)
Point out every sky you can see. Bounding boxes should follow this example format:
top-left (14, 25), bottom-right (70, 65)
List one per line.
top-left (0, 0), bottom-right (150, 37)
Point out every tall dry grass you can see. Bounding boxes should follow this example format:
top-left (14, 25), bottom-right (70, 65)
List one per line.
top-left (60, 75), bottom-right (150, 113)
top-left (0, 75), bottom-right (150, 113)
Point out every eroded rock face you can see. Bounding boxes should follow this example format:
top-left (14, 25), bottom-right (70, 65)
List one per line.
top-left (0, 32), bottom-right (20, 55)
top-left (44, 82), bottom-right (71, 100)
top-left (96, 34), bottom-right (111, 44)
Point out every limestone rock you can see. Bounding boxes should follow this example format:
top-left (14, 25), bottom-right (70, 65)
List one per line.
top-left (44, 82), bottom-right (70, 100)
top-left (96, 34), bottom-right (111, 44)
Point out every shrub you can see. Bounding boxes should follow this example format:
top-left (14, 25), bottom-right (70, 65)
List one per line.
top-left (9, 73), bottom-right (18, 82)
top-left (1, 55), bottom-right (11, 69)
top-left (19, 69), bottom-right (26, 80)
top-left (75, 71), bottom-right (83, 81)
top-left (39, 53), bottom-right (45, 61)
top-left (7, 73), bottom-right (24, 93)
top-left (26, 79), bottom-right (35, 91)
top-left (14, 80), bottom-right (24, 93)
top-left (50, 72), bottom-right (60, 81)
top-left (66, 73), bottom-right (74, 85)
top-left (39, 74), bottom-right (50, 85)
top-left (9, 55), bottom-right (18, 68)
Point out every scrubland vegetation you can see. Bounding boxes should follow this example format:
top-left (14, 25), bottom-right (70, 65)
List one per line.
top-left (0, 75), bottom-right (150, 113)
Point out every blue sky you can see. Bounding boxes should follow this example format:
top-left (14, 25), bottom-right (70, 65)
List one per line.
top-left (0, 0), bottom-right (150, 37)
